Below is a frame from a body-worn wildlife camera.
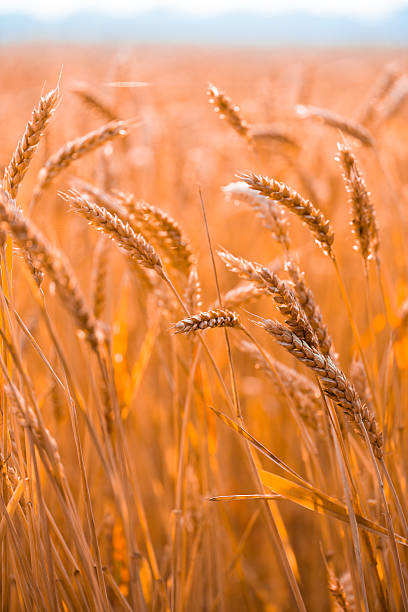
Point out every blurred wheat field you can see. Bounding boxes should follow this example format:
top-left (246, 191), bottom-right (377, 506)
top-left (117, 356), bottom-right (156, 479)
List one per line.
top-left (1, 45), bottom-right (408, 611)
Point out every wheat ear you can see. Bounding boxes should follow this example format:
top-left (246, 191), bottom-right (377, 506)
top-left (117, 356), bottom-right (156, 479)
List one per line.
top-left (32, 120), bottom-right (133, 205)
top-left (218, 248), bottom-right (318, 348)
top-left (223, 181), bottom-right (291, 252)
top-left (118, 193), bottom-right (196, 276)
top-left (258, 318), bottom-right (383, 458)
top-left (171, 309), bottom-right (241, 334)
top-left (63, 190), bottom-right (163, 276)
top-left (285, 259), bottom-right (333, 356)
top-left (72, 82), bottom-right (118, 122)
top-left (336, 143), bottom-right (379, 264)
top-left (239, 172), bottom-right (334, 257)
top-left (207, 83), bottom-right (251, 141)
top-left (3, 85), bottom-right (59, 199)
top-left (0, 189), bottom-right (102, 350)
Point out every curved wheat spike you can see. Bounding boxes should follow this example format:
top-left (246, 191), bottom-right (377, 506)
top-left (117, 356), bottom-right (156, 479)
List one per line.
top-left (239, 339), bottom-right (322, 432)
top-left (63, 190), bottom-right (163, 276)
top-left (258, 318), bottom-right (383, 458)
top-left (3, 85), bottom-right (59, 199)
top-left (31, 119), bottom-right (135, 206)
top-left (285, 259), bottom-right (333, 356)
top-left (117, 192), bottom-right (196, 277)
top-left (218, 248), bottom-right (318, 348)
top-left (223, 181), bottom-right (291, 252)
top-left (336, 143), bottom-right (379, 264)
top-left (207, 83), bottom-right (251, 141)
top-left (172, 308), bottom-right (241, 334)
top-left (239, 172), bottom-right (334, 257)
top-left (296, 104), bottom-right (375, 147)
top-left (0, 189), bottom-right (103, 350)
top-left (72, 82), bottom-right (118, 122)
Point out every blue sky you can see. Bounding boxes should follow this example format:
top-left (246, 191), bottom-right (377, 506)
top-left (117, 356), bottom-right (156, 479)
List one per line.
top-left (1, 0), bottom-right (408, 18)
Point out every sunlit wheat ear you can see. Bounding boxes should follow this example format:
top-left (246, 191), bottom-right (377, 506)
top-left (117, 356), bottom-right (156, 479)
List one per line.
top-left (336, 143), bottom-right (379, 264)
top-left (358, 62), bottom-right (401, 126)
top-left (218, 248), bottom-right (318, 348)
top-left (296, 104), bottom-right (375, 147)
top-left (0, 189), bottom-right (103, 350)
top-left (117, 192), bottom-right (196, 276)
top-left (72, 82), bottom-right (118, 122)
top-left (238, 172), bottom-right (334, 257)
top-left (171, 309), bottom-right (241, 334)
top-left (238, 340), bottom-right (322, 432)
top-left (285, 259), bottom-right (333, 356)
top-left (257, 318), bottom-right (383, 458)
top-left (63, 190), bottom-right (164, 276)
top-left (3, 85), bottom-right (59, 199)
top-left (32, 119), bottom-right (135, 205)
top-left (223, 181), bottom-right (291, 252)
top-left (377, 75), bottom-right (408, 125)
top-left (207, 83), bottom-right (251, 140)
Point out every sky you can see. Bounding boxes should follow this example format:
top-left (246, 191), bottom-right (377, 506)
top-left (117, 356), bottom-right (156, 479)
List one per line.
top-left (0, 0), bottom-right (407, 18)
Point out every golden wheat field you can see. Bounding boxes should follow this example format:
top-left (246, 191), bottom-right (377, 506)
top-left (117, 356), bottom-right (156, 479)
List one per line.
top-left (1, 44), bottom-right (408, 611)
